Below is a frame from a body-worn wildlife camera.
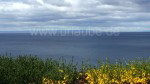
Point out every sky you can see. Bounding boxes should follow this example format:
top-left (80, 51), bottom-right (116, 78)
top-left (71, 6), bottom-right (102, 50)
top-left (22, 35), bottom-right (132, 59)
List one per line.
top-left (0, 0), bottom-right (150, 32)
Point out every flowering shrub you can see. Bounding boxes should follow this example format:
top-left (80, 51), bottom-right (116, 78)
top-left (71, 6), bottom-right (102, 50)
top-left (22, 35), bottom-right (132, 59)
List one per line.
top-left (0, 54), bottom-right (150, 84)
top-left (85, 62), bottom-right (150, 84)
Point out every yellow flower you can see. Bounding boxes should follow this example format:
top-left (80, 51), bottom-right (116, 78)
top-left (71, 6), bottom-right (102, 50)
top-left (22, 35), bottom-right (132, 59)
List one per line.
top-left (59, 69), bottom-right (64, 73)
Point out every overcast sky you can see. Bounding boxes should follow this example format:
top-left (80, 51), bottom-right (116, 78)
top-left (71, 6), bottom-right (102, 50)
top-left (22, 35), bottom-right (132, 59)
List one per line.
top-left (0, 0), bottom-right (150, 31)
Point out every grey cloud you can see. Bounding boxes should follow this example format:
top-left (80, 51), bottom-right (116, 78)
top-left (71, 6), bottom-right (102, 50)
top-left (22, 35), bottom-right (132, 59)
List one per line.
top-left (0, 0), bottom-right (150, 31)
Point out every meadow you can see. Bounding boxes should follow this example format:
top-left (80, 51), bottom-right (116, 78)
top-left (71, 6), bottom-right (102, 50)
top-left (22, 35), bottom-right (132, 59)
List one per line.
top-left (0, 54), bottom-right (150, 84)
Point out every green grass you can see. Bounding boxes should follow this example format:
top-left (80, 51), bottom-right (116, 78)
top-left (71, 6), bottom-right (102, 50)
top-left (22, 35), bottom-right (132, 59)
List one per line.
top-left (0, 54), bottom-right (78, 84)
top-left (0, 53), bottom-right (150, 84)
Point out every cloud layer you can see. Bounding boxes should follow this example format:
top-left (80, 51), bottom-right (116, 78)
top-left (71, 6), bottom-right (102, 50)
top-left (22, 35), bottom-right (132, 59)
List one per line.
top-left (0, 0), bottom-right (150, 31)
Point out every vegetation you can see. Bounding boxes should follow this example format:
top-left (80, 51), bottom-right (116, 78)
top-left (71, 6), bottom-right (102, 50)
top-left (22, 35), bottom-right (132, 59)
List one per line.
top-left (0, 54), bottom-right (150, 84)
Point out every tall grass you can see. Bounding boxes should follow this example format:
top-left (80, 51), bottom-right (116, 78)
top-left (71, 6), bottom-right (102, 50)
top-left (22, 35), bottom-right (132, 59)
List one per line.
top-left (0, 54), bottom-right (78, 84)
top-left (0, 54), bottom-right (150, 84)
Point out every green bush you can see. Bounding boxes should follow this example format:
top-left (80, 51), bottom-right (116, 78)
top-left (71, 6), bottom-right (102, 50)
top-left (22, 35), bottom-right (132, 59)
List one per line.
top-left (0, 54), bottom-right (78, 84)
top-left (0, 54), bottom-right (150, 84)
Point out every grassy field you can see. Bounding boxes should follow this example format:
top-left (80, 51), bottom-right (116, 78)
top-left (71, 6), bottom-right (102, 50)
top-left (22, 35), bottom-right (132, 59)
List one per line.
top-left (0, 54), bottom-right (150, 84)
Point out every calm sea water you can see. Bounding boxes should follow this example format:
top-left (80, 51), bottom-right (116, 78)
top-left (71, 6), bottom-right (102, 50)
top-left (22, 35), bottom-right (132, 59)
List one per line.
top-left (0, 32), bottom-right (150, 64)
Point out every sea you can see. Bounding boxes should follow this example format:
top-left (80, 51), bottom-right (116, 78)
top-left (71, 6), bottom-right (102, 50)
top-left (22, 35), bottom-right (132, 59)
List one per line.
top-left (0, 32), bottom-right (150, 65)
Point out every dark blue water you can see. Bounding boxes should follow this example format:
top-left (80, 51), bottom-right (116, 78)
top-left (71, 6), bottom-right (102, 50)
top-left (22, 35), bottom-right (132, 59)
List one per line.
top-left (0, 32), bottom-right (150, 64)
